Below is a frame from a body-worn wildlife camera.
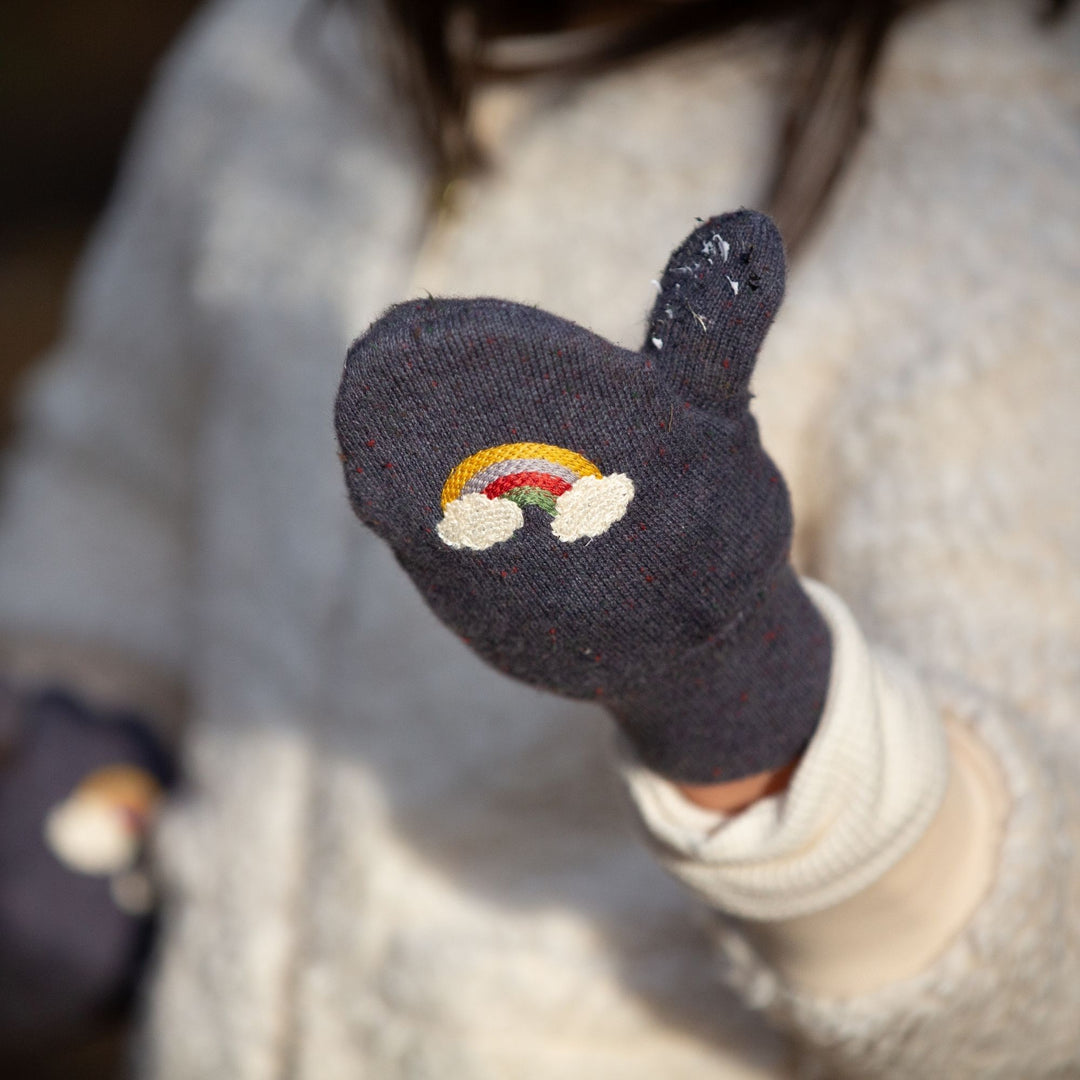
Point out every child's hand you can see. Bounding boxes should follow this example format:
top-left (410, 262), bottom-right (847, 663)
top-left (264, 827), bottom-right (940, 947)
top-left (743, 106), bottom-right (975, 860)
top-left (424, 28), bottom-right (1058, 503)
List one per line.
top-left (335, 211), bottom-right (830, 783)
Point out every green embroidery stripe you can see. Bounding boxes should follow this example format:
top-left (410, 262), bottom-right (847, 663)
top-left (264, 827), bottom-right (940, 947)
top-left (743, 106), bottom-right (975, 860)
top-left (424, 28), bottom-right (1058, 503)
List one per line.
top-left (501, 486), bottom-right (558, 516)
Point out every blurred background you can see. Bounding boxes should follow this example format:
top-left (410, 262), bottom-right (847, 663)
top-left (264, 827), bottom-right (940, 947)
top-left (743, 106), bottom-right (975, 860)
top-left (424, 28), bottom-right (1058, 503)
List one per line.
top-left (0, 0), bottom-right (200, 448)
top-left (1, 5), bottom-right (198, 1077)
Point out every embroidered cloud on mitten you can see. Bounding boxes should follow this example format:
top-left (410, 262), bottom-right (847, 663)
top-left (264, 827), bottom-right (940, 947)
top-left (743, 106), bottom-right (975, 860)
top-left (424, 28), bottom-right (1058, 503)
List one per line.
top-left (335, 210), bottom-right (831, 783)
top-left (435, 441), bottom-right (635, 549)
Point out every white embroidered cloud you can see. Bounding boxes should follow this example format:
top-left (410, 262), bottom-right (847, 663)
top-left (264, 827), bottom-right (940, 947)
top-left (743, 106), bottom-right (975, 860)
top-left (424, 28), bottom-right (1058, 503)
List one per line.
top-left (45, 797), bottom-right (140, 876)
top-left (551, 473), bottom-right (635, 542)
top-left (437, 492), bottom-right (524, 550)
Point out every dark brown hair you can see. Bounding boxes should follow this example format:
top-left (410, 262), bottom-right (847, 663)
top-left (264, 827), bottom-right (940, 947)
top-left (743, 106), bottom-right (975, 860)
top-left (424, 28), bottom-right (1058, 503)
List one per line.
top-left (367, 0), bottom-right (1068, 252)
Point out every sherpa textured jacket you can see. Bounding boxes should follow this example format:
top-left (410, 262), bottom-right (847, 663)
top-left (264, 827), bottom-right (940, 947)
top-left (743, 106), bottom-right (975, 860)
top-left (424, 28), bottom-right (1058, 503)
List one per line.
top-left (0, 0), bottom-right (1077, 1076)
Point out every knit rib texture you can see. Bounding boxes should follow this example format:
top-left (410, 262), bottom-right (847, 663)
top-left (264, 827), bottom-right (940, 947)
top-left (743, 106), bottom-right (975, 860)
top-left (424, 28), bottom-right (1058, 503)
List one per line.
top-left (621, 581), bottom-right (950, 919)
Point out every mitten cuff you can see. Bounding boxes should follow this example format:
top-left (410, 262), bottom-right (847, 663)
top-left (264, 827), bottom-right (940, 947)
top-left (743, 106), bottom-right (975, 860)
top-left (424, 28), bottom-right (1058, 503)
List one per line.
top-left (609, 566), bottom-right (832, 782)
top-left (618, 581), bottom-right (950, 920)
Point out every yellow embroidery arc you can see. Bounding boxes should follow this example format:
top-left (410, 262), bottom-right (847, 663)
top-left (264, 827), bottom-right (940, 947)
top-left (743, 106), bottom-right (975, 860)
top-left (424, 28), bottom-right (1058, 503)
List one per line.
top-left (440, 442), bottom-right (602, 508)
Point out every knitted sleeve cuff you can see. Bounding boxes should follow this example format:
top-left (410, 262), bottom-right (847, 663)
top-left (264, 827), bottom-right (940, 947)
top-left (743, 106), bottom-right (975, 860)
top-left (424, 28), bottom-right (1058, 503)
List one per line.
top-left (617, 580), bottom-right (950, 920)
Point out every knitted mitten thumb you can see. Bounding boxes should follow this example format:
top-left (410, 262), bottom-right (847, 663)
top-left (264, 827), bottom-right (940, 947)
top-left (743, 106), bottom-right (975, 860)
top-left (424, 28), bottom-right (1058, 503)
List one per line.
top-left (335, 210), bottom-right (831, 783)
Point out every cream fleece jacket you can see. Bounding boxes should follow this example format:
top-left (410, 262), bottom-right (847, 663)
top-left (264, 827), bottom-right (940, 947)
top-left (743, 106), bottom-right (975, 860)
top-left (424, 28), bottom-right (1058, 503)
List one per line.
top-left (0, 0), bottom-right (1077, 1076)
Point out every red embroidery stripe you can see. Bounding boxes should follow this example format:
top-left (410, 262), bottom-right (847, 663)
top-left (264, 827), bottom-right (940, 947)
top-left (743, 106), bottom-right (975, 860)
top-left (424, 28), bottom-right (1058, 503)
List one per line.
top-left (484, 472), bottom-right (572, 500)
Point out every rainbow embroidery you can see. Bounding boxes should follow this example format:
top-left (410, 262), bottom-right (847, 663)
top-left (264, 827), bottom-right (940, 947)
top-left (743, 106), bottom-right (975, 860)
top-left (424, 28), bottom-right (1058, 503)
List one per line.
top-left (437, 442), bottom-right (635, 550)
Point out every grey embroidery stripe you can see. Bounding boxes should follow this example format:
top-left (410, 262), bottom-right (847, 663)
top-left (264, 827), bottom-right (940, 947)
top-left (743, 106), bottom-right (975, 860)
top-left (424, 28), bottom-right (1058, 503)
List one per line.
top-left (461, 459), bottom-right (580, 495)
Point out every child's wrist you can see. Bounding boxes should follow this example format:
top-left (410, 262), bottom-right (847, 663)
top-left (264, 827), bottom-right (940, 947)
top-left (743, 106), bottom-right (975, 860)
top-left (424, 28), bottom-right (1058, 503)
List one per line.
top-left (676, 756), bottom-right (801, 814)
top-left (618, 581), bottom-right (951, 920)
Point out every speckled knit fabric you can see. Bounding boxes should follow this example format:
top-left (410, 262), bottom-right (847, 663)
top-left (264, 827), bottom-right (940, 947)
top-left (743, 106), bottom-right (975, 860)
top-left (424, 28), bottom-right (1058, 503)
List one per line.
top-left (336, 211), bottom-right (831, 782)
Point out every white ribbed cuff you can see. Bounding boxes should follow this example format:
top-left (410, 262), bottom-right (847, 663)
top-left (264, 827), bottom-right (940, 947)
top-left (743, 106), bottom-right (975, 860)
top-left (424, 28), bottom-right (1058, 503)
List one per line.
top-left (618, 580), bottom-right (950, 920)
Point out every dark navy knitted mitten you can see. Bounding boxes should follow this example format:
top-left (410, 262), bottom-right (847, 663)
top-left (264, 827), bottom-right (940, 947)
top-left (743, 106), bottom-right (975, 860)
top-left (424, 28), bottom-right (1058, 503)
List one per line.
top-left (335, 210), bottom-right (831, 782)
top-left (0, 682), bottom-right (174, 1047)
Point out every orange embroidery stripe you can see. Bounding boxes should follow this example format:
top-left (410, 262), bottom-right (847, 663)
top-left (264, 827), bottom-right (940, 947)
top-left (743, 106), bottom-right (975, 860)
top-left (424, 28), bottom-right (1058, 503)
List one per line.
top-left (441, 442), bottom-right (602, 508)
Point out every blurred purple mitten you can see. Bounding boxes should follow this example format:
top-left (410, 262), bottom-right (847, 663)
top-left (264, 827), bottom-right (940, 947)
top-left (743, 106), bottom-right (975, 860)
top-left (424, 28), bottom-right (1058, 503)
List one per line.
top-left (0, 683), bottom-right (173, 1049)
